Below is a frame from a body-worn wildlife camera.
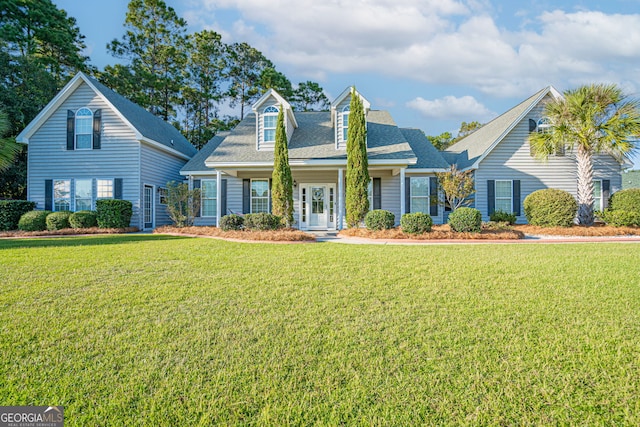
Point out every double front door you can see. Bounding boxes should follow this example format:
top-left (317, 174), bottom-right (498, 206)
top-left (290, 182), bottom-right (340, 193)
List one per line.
top-left (300, 184), bottom-right (336, 230)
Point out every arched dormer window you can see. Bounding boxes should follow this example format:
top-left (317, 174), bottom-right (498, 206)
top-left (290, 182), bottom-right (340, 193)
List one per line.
top-left (537, 117), bottom-right (552, 134)
top-left (341, 105), bottom-right (350, 142)
top-left (263, 105), bottom-right (279, 143)
top-left (75, 107), bottom-right (93, 149)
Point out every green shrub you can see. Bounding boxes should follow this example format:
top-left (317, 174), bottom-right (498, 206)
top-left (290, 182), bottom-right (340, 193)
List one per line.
top-left (96, 199), bottom-right (133, 228)
top-left (244, 212), bottom-right (282, 231)
top-left (482, 221), bottom-right (513, 231)
top-left (364, 210), bottom-right (395, 230)
top-left (400, 212), bottom-right (432, 234)
top-left (610, 189), bottom-right (640, 214)
top-left (219, 214), bottom-right (244, 231)
top-left (18, 210), bottom-right (51, 231)
top-left (448, 207), bottom-right (482, 232)
top-left (489, 209), bottom-right (517, 225)
top-left (69, 210), bottom-right (98, 228)
top-left (524, 189), bottom-right (577, 227)
top-left (0, 200), bottom-right (36, 231)
top-left (46, 211), bottom-right (72, 230)
top-left (597, 209), bottom-right (640, 227)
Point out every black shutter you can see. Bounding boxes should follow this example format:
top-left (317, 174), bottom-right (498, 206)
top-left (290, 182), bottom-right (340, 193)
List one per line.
top-left (221, 179), bottom-right (227, 216)
top-left (67, 110), bottom-right (75, 150)
top-left (268, 179), bottom-right (272, 213)
top-left (193, 179), bottom-right (201, 217)
top-left (93, 109), bottom-right (102, 149)
top-left (487, 180), bottom-right (495, 215)
top-left (529, 119), bottom-right (537, 133)
top-left (429, 176), bottom-right (438, 217)
top-left (602, 180), bottom-right (610, 209)
top-left (114, 178), bottom-right (123, 199)
top-left (373, 178), bottom-right (381, 210)
top-left (405, 177), bottom-right (411, 214)
top-left (512, 180), bottom-right (521, 216)
top-left (45, 180), bottom-right (53, 211)
top-left (242, 179), bottom-right (250, 214)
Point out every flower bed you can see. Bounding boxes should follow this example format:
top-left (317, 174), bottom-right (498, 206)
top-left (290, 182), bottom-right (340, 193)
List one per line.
top-left (154, 226), bottom-right (316, 242)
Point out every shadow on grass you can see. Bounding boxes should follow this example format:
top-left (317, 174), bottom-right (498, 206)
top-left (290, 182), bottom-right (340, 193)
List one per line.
top-left (0, 234), bottom-right (191, 250)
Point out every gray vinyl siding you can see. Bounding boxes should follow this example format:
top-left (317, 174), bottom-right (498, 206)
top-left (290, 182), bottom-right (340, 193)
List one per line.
top-left (27, 81), bottom-right (141, 227)
top-left (256, 95), bottom-right (295, 151)
top-left (140, 143), bottom-right (189, 227)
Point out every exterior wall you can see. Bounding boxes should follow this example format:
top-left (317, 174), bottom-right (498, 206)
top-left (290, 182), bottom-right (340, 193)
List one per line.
top-left (27, 81), bottom-right (141, 226)
top-left (191, 173), bottom-right (242, 226)
top-left (256, 95), bottom-right (295, 151)
top-left (404, 172), bottom-right (444, 224)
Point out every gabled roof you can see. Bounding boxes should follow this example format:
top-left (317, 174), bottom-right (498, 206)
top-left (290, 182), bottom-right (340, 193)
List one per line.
top-left (16, 72), bottom-right (197, 159)
top-left (331, 87), bottom-right (371, 115)
top-left (180, 133), bottom-right (229, 174)
top-left (400, 128), bottom-right (450, 170)
top-left (444, 86), bottom-right (562, 170)
top-left (252, 88), bottom-right (298, 128)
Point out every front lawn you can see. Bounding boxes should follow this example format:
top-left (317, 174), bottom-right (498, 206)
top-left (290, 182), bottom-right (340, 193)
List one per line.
top-left (1, 235), bottom-right (639, 425)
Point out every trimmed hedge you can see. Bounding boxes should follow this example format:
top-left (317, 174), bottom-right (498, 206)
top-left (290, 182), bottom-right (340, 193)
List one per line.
top-left (244, 213), bottom-right (282, 231)
top-left (448, 207), bottom-right (482, 232)
top-left (96, 199), bottom-right (133, 229)
top-left (598, 209), bottom-right (640, 227)
top-left (610, 189), bottom-right (640, 214)
top-left (0, 200), bottom-right (36, 231)
top-left (18, 210), bottom-right (51, 231)
top-left (69, 210), bottom-right (98, 228)
top-left (46, 211), bottom-right (72, 230)
top-left (524, 189), bottom-right (577, 227)
top-left (365, 210), bottom-right (395, 231)
top-left (219, 214), bottom-right (244, 231)
top-left (489, 209), bottom-right (517, 225)
top-left (401, 212), bottom-right (432, 234)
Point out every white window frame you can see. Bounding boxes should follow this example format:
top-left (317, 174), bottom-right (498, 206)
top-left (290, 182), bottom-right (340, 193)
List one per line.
top-left (341, 105), bottom-right (350, 142)
top-left (410, 177), bottom-right (430, 214)
top-left (263, 105), bottom-right (278, 143)
top-left (75, 107), bottom-right (93, 150)
top-left (158, 187), bottom-right (168, 205)
top-left (367, 179), bottom-right (373, 210)
top-left (201, 179), bottom-right (217, 218)
top-left (495, 180), bottom-right (513, 213)
top-left (593, 180), bottom-right (603, 211)
top-left (251, 179), bottom-right (270, 213)
top-left (537, 117), bottom-right (552, 134)
top-left (53, 179), bottom-right (71, 212)
top-left (97, 178), bottom-right (114, 200)
top-left (74, 178), bottom-right (93, 211)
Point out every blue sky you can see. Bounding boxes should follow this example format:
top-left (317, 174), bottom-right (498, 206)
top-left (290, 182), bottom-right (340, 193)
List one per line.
top-left (54, 0), bottom-right (640, 166)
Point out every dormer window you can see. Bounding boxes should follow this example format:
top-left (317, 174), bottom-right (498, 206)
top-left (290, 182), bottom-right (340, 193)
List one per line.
top-left (537, 117), bottom-right (551, 134)
top-left (263, 105), bottom-right (279, 143)
top-left (75, 108), bottom-right (93, 149)
top-left (341, 105), bottom-right (350, 142)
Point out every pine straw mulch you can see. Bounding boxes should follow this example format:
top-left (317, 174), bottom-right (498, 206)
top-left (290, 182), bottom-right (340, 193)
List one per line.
top-left (154, 226), bottom-right (316, 242)
top-left (0, 227), bottom-right (139, 238)
top-left (339, 224), bottom-right (524, 240)
top-left (513, 224), bottom-right (640, 236)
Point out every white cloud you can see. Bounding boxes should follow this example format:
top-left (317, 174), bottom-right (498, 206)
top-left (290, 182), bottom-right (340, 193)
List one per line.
top-left (407, 95), bottom-right (495, 120)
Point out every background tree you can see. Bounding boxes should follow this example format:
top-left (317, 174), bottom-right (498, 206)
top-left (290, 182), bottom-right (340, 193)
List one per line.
top-left (529, 83), bottom-right (640, 225)
top-left (457, 121), bottom-right (483, 138)
top-left (259, 67), bottom-right (293, 98)
top-left (435, 164), bottom-right (475, 211)
top-left (224, 42), bottom-right (272, 120)
top-left (291, 81), bottom-right (330, 112)
top-left (427, 131), bottom-right (454, 150)
top-left (270, 108), bottom-right (294, 227)
top-left (345, 88), bottom-right (369, 227)
top-left (0, 111), bottom-right (20, 172)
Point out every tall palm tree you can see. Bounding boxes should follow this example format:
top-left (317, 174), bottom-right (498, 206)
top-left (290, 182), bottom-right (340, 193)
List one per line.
top-left (529, 84), bottom-right (640, 225)
top-left (0, 111), bottom-right (20, 172)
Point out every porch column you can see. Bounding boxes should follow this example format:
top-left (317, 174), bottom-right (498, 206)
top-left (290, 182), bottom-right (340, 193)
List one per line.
top-left (400, 167), bottom-right (406, 217)
top-left (338, 168), bottom-right (344, 230)
top-left (216, 170), bottom-right (222, 227)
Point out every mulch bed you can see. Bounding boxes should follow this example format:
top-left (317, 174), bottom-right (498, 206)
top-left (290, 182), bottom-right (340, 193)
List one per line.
top-left (0, 227), bottom-right (139, 238)
top-left (339, 224), bottom-right (524, 240)
top-left (514, 224), bottom-right (640, 236)
top-left (154, 226), bottom-right (316, 242)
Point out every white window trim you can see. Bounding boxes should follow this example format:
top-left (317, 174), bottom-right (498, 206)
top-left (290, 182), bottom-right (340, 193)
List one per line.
top-left (74, 178), bottom-right (93, 211)
top-left (341, 105), bottom-right (350, 145)
top-left (158, 187), bottom-right (168, 205)
top-left (75, 107), bottom-right (93, 150)
top-left (263, 105), bottom-right (278, 144)
top-left (201, 179), bottom-right (217, 218)
top-left (250, 178), bottom-right (270, 214)
top-left (409, 176), bottom-right (430, 214)
top-left (495, 179), bottom-right (513, 213)
top-left (593, 179), bottom-right (603, 211)
top-left (96, 178), bottom-right (115, 201)
top-left (53, 179), bottom-right (71, 212)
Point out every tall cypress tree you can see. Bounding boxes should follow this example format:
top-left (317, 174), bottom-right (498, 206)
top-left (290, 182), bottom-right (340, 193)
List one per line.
top-left (271, 108), bottom-right (294, 227)
top-left (345, 88), bottom-right (369, 227)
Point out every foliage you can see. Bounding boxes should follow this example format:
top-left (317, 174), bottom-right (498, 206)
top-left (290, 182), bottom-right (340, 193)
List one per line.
top-left (400, 212), bottom-right (433, 234)
top-left (596, 209), bottom-right (640, 227)
top-left (457, 121), bottom-right (483, 138)
top-left (489, 209), bottom-right (517, 225)
top-left (243, 212), bottom-right (282, 231)
top-left (259, 67), bottom-right (293, 98)
top-left (435, 165), bottom-right (475, 211)
top-left (610, 188), bottom-right (640, 214)
top-left (528, 84), bottom-right (640, 225)
top-left (96, 199), bottom-right (133, 229)
top-left (345, 88), bottom-right (369, 227)
top-left (165, 181), bottom-right (200, 227)
top-left (622, 170), bottom-right (640, 190)
top-left (69, 210), bottom-right (98, 229)
top-left (218, 214), bottom-right (244, 231)
top-left (292, 81), bottom-right (330, 111)
top-left (427, 131), bottom-right (454, 150)
top-left (46, 210), bottom-right (72, 230)
top-left (448, 207), bottom-right (482, 232)
top-left (524, 189), bottom-right (578, 227)
top-left (482, 221), bottom-right (513, 231)
top-left (0, 110), bottom-right (20, 172)
top-left (364, 210), bottom-right (395, 231)
top-left (270, 109), bottom-right (294, 227)
top-left (0, 145), bottom-right (27, 199)
top-left (17, 210), bottom-right (50, 231)
top-left (0, 200), bottom-right (35, 230)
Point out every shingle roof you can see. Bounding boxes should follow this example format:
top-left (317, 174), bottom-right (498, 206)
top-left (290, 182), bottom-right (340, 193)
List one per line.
top-left (180, 133), bottom-right (229, 173)
top-left (400, 128), bottom-right (450, 169)
top-left (444, 87), bottom-right (551, 169)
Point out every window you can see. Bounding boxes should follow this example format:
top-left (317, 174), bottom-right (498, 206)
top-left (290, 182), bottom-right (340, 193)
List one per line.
top-left (367, 179), bottom-right (373, 209)
top-left (495, 180), bottom-right (513, 212)
top-left (201, 180), bottom-right (217, 217)
top-left (251, 179), bottom-right (269, 213)
top-left (97, 179), bottom-right (113, 199)
top-left (75, 108), bottom-right (93, 149)
top-left (75, 179), bottom-right (92, 211)
top-left (410, 177), bottom-right (430, 213)
top-left (54, 180), bottom-right (71, 211)
top-left (263, 105), bottom-right (278, 143)
top-left (593, 180), bottom-right (603, 211)
top-left (342, 105), bottom-right (350, 141)
top-left (158, 187), bottom-right (168, 205)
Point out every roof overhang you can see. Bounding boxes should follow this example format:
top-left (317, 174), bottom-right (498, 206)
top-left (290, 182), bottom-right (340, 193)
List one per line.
top-left (204, 158), bottom-right (416, 169)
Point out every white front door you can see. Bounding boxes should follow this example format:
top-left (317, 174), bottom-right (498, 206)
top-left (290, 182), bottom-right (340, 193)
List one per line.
top-left (143, 184), bottom-right (154, 229)
top-left (300, 184), bottom-right (336, 230)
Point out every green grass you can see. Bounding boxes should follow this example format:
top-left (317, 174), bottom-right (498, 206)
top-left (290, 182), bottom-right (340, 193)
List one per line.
top-left (1, 235), bottom-right (640, 425)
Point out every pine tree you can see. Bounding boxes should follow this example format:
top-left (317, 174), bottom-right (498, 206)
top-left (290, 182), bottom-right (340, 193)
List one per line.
top-left (271, 108), bottom-right (294, 227)
top-left (345, 88), bottom-right (369, 227)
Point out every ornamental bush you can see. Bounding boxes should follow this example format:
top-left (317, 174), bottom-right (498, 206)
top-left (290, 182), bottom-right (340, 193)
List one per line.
top-left (46, 211), bottom-right (72, 230)
top-left (18, 210), bottom-right (51, 231)
top-left (597, 209), bottom-right (640, 227)
top-left (400, 212), bottom-right (432, 234)
top-left (365, 210), bottom-right (395, 230)
top-left (0, 200), bottom-right (36, 231)
top-left (96, 199), bottom-right (133, 228)
top-left (219, 214), bottom-right (244, 231)
top-left (69, 210), bottom-right (98, 228)
top-left (524, 189), bottom-right (577, 227)
top-left (448, 207), bottom-right (482, 232)
top-left (610, 189), bottom-right (640, 214)
top-left (244, 213), bottom-right (282, 231)
top-left (489, 209), bottom-right (517, 225)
